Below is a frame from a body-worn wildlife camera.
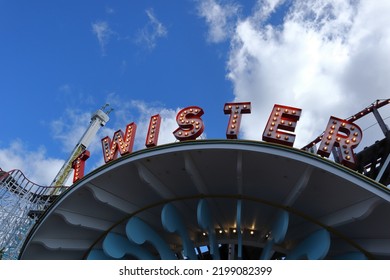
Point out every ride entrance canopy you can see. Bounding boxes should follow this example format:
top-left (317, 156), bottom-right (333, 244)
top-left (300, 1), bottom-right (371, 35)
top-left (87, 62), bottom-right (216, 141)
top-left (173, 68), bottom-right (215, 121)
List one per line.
top-left (1, 99), bottom-right (390, 260)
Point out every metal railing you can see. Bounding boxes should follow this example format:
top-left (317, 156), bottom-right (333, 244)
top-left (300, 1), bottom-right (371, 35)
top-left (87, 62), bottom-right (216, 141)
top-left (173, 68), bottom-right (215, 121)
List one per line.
top-left (0, 169), bottom-right (68, 260)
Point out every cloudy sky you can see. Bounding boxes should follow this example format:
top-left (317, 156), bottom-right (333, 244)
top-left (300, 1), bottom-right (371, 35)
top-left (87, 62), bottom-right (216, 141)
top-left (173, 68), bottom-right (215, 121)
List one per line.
top-left (1, 0), bottom-right (389, 185)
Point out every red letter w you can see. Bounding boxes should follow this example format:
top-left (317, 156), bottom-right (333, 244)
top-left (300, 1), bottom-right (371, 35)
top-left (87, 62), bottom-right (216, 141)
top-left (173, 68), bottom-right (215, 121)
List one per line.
top-left (101, 122), bottom-right (137, 163)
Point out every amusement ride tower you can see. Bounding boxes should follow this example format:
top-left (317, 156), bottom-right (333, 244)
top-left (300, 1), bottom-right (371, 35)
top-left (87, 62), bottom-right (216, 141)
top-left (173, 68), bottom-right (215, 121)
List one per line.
top-left (50, 104), bottom-right (112, 191)
top-left (0, 105), bottom-right (111, 259)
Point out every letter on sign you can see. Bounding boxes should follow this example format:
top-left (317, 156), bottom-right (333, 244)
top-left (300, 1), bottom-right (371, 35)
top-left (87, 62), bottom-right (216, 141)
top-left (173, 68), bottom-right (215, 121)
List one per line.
top-left (145, 114), bottom-right (161, 148)
top-left (317, 116), bottom-right (362, 168)
top-left (262, 104), bottom-right (302, 147)
top-left (173, 106), bottom-right (205, 141)
top-left (101, 122), bottom-right (137, 163)
top-left (72, 150), bottom-right (90, 183)
top-left (224, 102), bottom-right (251, 139)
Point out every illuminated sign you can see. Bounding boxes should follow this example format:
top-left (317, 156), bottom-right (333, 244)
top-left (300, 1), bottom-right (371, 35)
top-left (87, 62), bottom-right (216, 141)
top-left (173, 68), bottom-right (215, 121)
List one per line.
top-left (101, 122), bottom-right (137, 162)
top-left (173, 106), bottom-right (205, 141)
top-left (71, 101), bottom-right (365, 183)
top-left (224, 102), bottom-right (251, 139)
top-left (317, 116), bottom-right (363, 168)
top-left (262, 104), bottom-right (302, 147)
top-left (100, 102), bottom-right (362, 165)
top-left (146, 114), bottom-right (161, 148)
top-left (72, 150), bottom-right (90, 182)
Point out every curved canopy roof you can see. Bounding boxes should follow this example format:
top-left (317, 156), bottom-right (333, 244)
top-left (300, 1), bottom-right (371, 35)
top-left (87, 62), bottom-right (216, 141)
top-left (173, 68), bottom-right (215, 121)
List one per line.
top-left (20, 140), bottom-right (390, 260)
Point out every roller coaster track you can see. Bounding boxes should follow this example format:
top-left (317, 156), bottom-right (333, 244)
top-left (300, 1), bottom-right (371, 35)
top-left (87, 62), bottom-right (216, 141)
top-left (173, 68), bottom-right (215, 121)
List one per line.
top-left (0, 168), bottom-right (68, 259)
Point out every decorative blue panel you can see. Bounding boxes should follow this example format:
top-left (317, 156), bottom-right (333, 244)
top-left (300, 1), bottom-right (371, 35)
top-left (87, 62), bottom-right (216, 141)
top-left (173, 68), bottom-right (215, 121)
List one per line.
top-left (126, 216), bottom-right (176, 260)
top-left (197, 199), bottom-right (220, 259)
top-left (86, 249), bottom-right (113, 260)
top-left (260, 210), bottom-right (289, 260)
top-left (333, 252), bottom-right (367, 260)
top-left (286, 229), bottom-right (330, 260)
top-left (103, 232), bottom-right (157, 260)
top-left (161, 203), bottom-right (197, 259)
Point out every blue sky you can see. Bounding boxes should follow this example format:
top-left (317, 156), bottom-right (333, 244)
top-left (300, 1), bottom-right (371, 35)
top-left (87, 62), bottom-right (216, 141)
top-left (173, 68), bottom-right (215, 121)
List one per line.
top-left (1, 0), bottom-right (390, 185)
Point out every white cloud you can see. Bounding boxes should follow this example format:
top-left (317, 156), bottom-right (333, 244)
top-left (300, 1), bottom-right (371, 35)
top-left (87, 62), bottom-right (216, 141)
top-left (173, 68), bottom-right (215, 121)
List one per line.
top-left (0, 106), bottom-right (115, 186)
top-left (44, 97), bottom-right (194, 179)
top-left (197, 0), bottom-right (241, 43)
top-left (106, 7), bottom-right (115, 15)
top-left (127, 100), bottom-right (181, 148)
top-left (45, 99), bottom-right (209, 181)
top-left (58, 84), bottom-right (72, 94)
top-left (49, 107), bottom-right (118, 174)
top-left (51, 109), bottom-right (93, 153)
top-left (104, 94), bottom-right (179, 151)
top-left (92, 21), bottom-right (114, 55)
top-left (252, 0), bottom-right (285, 22)
top-left (136, 8), bottom-right (168, 50)
top-left (197, 0), bottom-right (390, 149)
top-left (0, 140), bottom-right (65, 186)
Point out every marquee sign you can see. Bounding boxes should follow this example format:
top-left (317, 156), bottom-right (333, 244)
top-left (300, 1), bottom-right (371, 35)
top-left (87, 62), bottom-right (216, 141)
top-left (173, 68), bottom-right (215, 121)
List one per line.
top-left (71, 102), bottom-right (366, 182)
top-left (262, 104), bottom-right (302, 147)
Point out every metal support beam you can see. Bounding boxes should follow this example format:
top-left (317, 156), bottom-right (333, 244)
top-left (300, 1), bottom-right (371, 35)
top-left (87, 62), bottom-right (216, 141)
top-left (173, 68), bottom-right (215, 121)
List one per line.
top-left (236, 199), bottom-right (242, 260)
top-left (283, 166), bottom-right (313, 207)
top-left (136, 163), bottom-right (175, 199)
top-left (375, 153), bottom-right (390, 184)
top-left (184, 154), bottom-right (208, 194)
top-left (372, 106), bottom-right (390, 137)
top-left (185, 153), bottom-right (226, 229)
top-left (236, 151), bottom-right (244, 194)
top-left (288, 197), bottom-right (382, 238)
